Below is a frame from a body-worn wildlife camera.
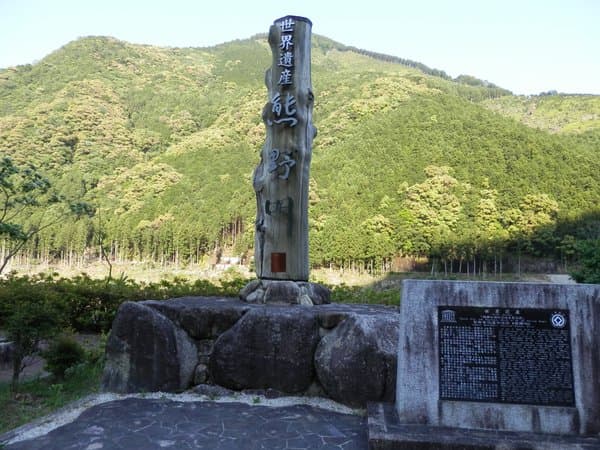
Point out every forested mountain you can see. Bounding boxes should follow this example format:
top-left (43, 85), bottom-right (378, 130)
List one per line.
top-left (1, 35), bottom-right (599, 272)
top-left (483, 94), bottom-right (600, 134)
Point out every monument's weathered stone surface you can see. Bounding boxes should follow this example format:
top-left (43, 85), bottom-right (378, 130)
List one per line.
top-left (102, 301), bottom-right (198, 393)
top-left (102, 297), bottom-right (399, 407)
top-left (209, 307), bottom-right (320, 393)
top-left (315, 315), bottom-right (398, 406)
top-left (396, 280), bottom-right (600, 438)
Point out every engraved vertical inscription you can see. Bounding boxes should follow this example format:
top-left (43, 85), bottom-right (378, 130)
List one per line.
top-left (253, 15), bottom-right (314, 281)
top-left (438, 307), bottom-right (575, 407)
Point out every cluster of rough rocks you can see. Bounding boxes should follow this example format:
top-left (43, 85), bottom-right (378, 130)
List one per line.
top-left (238, 279), bottom-right (332, 305)
top-left (102, 293), bottom-right (400, 407)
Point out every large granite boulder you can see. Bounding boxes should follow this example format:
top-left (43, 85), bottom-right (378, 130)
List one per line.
top-left (210, 307), bottom-right (320, 393)
top-left (144, 297), bottom-right (254, 339)
top-left (315, 314), bottom-right (399, 406)
top-left (102, 301), bottom-right (198, 393)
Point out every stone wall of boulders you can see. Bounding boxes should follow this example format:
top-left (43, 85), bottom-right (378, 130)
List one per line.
top-left (102, 297), bottom-right (399, 407)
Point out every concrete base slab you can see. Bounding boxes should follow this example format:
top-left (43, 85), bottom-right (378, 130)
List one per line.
top-left (367, 403), bottom-right (600, 450)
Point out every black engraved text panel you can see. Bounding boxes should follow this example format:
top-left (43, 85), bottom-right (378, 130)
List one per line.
top-left (438, 306), bottom-right (574, 407)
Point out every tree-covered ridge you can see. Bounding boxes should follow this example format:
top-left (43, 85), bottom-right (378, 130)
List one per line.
top-left (482, 94), bottom-right (600, 134)
top-left (0, 35), bottom-right (599, 273)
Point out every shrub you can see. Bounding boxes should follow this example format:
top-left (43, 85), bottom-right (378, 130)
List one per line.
top-left (0, 272), bottom-right (254, 335)
top-left (42, 335), bottom-right (86, 380)
top-left (0, 274), bottom-right (66, 391)
top-left (571, 239), bottom-right (600, 284)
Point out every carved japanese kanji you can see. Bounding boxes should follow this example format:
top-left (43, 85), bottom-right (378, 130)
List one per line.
top-left (252, 15), bottom-right (316, 281)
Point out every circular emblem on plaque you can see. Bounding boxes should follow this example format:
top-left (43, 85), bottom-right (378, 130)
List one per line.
top-left (551, 313), bottom-right (566, 328)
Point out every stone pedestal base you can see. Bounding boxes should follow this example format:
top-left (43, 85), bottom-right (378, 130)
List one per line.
top-left (239, 279), bottom-right (330, 305)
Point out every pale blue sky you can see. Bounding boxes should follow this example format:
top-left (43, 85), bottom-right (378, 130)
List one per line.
top-left (0, 0), bottom-right (598, 95)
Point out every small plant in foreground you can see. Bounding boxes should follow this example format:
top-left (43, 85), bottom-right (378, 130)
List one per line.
top-left (42, 335), bottom-right (86, 380)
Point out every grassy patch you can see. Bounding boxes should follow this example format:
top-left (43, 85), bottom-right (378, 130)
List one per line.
top-left (0, 360), bottom-right (102, 434)
top-left (330, 284), bottom-right (400, 306)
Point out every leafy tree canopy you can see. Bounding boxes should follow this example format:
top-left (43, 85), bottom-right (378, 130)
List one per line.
top-left (0, 35), bottom-right (598, 273)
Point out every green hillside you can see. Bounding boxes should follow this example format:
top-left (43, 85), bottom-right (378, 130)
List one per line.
top-left (1, 35), bottom-right (599, 272)
top-left (482, 94), bottom-right (600, 134)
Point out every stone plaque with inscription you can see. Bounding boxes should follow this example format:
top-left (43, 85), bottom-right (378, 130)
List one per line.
top-left (396, 280), bottom-right (600, 438)
top-left (438, 306), bottom-right (574, 407)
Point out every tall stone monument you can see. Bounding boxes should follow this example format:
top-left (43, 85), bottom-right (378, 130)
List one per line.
top-left (240, 16), bottom-right (329, 305)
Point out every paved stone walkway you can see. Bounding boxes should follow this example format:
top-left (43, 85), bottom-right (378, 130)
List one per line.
top-left (4, 398), bottom-right (367, 449)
